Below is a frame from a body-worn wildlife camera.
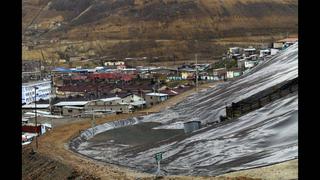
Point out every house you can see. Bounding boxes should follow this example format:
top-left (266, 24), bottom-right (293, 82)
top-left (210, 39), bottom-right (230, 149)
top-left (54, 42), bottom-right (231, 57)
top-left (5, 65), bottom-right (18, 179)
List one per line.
top-left (167, 76), bottom-right (182, 81)
top-left (245, 60), bottom-right (258, 69)
top-left (212, 68), bottom-right (227, 80)
top-left (259, 49), bottom-right (271, 58)
top-left (53, 101), bottom-right (89, 115)
top-left (228, 47), bottom-right (242, 59)
top-left (226, 71), bottom-right (234, 79)
top-left (180, 68), bottom-right (196, 80)
top-left (22, 123), bottom-right (51, 135)
top-left (149, 67), bottom-right (178, 75)
top-left (69, 57), bottom-right (82, 62)
top-left (145, 92), bottom-right (169, 107)
top-left (22, 103), bottom-right (50, 113)
top-left (62, 106), bottom-right (85, 116)
top-left (237, 58), bottom-right (246, 69)
top-left (243, 48), bottom-right (257, 57)
top-left (86, 97), bottom-right (122, 111)
top-left (104, 61), bottom-right (125, 66)
top-left (273, 37), bottom-right (298, 49)
top-left (86, 94), bottom-right (145, 113)
top-left (270, 48), bottom-right (280, 55)
top-left (228, 47), bottom-right (240, 55)
top-left (227, 68), bottom-right (242, 79)
top-left (199, 72), bottom-right (214, 80)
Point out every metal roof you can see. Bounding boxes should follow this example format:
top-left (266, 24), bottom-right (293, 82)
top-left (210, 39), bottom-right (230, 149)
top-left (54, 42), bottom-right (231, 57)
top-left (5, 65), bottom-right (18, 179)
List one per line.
top-left (22, 104), bottom-right (50, 109)
top-left (63, 106), bottom-right (85, 109)
top-left (146, 93), bottom-right (168, 96)
top-left (98, 97), bottom-right (121, 102)
top-left (22, 80), bottom-right (51, 87)
top-left (54, 101), bottom-right (89, 106)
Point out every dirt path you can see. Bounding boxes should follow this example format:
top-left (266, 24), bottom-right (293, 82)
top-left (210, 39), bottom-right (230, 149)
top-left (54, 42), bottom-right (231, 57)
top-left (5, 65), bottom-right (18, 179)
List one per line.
top-left (220, 159), bottom-right (298, 180)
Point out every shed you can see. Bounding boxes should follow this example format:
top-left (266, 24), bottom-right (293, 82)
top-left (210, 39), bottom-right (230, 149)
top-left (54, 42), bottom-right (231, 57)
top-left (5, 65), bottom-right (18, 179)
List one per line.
top-left (145, 93), bottom-right (169, 107)
top-left (184, 121), bottom-right (201, 133)
top-left (53, 101), bottom-right (89, 115)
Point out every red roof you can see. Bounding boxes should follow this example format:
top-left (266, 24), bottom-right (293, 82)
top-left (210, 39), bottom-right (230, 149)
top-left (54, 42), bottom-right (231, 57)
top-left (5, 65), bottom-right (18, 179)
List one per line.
top-left (87, 73), bottom-right (135, 81)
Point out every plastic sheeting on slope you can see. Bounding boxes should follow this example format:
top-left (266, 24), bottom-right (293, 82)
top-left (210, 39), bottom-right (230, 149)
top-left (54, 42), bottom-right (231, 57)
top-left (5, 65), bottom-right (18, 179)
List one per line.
top-left (70, 43), bottom-right (298, 176)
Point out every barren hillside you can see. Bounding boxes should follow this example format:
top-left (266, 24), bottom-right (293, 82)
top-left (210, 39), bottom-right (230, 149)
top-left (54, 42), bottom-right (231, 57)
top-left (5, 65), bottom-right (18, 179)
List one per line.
top-left (22, 0), bottom-right (298, 64)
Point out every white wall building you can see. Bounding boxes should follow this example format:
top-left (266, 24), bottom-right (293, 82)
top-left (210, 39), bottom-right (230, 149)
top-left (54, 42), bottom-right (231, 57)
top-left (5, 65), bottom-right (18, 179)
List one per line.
top-left (22, 80), bottom-right (51, 105)
top-left (245, 61), bottom-right (258, 69)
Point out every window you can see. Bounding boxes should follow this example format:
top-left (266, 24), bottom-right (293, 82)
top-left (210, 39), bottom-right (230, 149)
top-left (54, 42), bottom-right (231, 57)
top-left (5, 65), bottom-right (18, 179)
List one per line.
top-left (68, 109), bottom-right (72, 113)
top-left (150, 102), bottom-right (153, 106)
top-left (120, 108), bottom-right (122, 111)
top-left (150, 96), bottom-right (153, 99)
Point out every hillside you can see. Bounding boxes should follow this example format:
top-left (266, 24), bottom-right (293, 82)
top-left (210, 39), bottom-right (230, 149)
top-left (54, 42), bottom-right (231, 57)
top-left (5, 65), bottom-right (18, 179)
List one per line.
top-left (22, 0), bottom-right (298, 64)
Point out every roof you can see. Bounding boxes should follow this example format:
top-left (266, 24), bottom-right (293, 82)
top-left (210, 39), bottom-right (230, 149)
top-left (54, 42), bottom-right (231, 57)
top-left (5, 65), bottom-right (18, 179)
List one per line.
top-left (22, 80), bottom-right (51, 87)
top-left (63, 106), bottom-right (84, 109)
top-left (54, 101), bottom-right (89, 106)
top-left (98, 97), bottom-right (121, 102)
top-left (119, 100), bottom-right (146, 106)
top-left (22, 104), bottom-right (50, 109)
top-left (146, 92), bottom-right (168, 96)
top-left (244, 48), bottom-right (256, 51)
top-left (276, 37), bottom-right (298, 43)
top-left (160, 90), bottom-right (179, 96)
top-left (180, 68), bottom-right (196, 72)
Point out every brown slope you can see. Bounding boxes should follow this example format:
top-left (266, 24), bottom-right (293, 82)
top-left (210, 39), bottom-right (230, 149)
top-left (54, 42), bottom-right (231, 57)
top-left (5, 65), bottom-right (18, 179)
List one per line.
top-left (22, 0), bottom-right (298, 63)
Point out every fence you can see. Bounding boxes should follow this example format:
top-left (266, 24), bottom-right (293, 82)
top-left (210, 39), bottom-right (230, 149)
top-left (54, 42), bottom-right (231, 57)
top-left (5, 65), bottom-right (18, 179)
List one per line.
top-left (224, 77), bottom-right (298, 119)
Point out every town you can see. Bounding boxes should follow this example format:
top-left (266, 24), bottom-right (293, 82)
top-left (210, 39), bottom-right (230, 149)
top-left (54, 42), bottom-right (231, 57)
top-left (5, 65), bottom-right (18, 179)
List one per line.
top-left (22, 37), bottom-right (297, 146)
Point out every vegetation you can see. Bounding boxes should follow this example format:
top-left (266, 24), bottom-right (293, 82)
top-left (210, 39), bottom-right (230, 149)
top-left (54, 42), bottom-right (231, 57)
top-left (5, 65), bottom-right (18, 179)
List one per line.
top-left (212, 59), bottom-right (238, 69)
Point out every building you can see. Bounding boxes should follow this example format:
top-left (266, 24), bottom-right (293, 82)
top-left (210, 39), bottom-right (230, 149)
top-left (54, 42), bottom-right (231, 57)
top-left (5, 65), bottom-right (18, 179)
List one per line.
top-left (245, 60), bottom-right (258, 69)
top-left (62, 106), bottom-right (85, 116)
top-left (243, 48), bottom-right (257, 57)
top-left (184, 121), bottom-right (201, 133)
top-left (271, 48), bottom-right (280, 55)
top-left (237, 58), bottom-right (246, 69)
top-left (273, 38), bottom-right (298, 49)
top-left (212, 68), bottom-right (227, 80)
top-left (145, 92), bottom-right (169, 107)
top-left (227, 68), bottom-right (242, 79)
top-left (180, 68), bottom-right (196, 80)
top-left (228, 47), bottom-right (240, 54)
top-left (86, 94), bottom-right (146, 113)
top-left (86, 97), bottom-right (122, 111)
top-left (22, 103), bottom-right (50, 113)
top-left (104, 61), bottom-right (125, 66)
top-left (53, 101), bottom-right (89, 115)
top-left (259, 49), bottom-right (271, 58)
top-left (22, 80), bottom-right (51, 105)
top-left (228, 47), bottom-right (242, 59)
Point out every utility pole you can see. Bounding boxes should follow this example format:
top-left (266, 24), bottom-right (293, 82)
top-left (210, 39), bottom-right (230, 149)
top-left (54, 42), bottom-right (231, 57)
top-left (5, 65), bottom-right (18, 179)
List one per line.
top-left (40, 49), bottom-right (45, 79)
top-left (195, 54), bottom-right (198, 92)
top-left (91, 108), bottom-right (95, 135)
top-left (34, 86), bottom-right (39, 150)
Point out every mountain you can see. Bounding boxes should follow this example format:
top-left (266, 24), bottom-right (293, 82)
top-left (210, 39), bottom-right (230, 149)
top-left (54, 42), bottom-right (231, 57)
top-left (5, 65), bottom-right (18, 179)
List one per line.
top-left (22, 0), bottom-right (298, 64)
